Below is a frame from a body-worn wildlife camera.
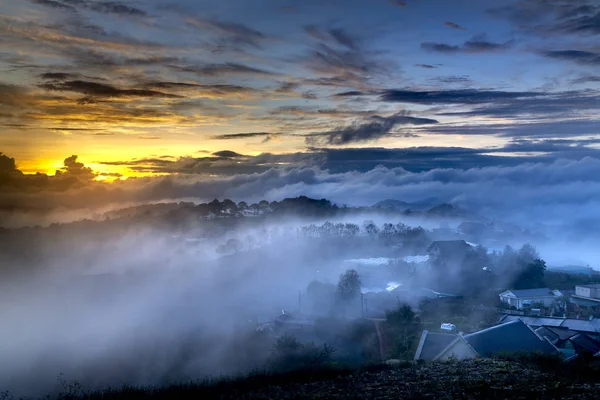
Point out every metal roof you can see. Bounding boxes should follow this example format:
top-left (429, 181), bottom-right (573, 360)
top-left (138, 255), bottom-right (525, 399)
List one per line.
top-left (576, 284), bottom-right (600, 289)
top-left (570, 334), bottom-right (600, 354)
top-left (569, 296), bottom-right (600, 307)
top-left (464, 319), bottom-right (557, 357)
top-left (501, 315), bottom-right (566, 327)
top-left (501, 288), bottom-right (555, 298)
top-left (502, 314), bottom-right (600, 334)
top-left (561, 319), bottom-right (600, 333)
top-left (536, 326), bottom-right (578, 341)
top-left (414, 330), bottom-right (458, 360)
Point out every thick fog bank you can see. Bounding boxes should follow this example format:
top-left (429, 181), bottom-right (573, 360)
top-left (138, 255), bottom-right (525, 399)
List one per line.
top-left (0, 227), bottom-right (391, 396)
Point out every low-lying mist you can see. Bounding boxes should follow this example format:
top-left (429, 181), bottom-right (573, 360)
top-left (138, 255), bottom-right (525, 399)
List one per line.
top-left (0, 195), bottom-right (598, 397)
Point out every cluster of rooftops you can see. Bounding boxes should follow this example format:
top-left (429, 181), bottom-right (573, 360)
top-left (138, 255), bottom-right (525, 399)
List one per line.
top-left (414, 317), bottom-right (600, 363)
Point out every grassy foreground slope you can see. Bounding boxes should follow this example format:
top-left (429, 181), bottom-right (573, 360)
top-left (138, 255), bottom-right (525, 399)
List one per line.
top-left (58, 358), bottom-right (600, 400)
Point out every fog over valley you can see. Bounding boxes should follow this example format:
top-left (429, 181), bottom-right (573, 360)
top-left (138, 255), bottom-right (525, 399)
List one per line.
top-left (1, 189), bottom-right (599, 396)
top-left (2, 0), bottom-right (600, 397)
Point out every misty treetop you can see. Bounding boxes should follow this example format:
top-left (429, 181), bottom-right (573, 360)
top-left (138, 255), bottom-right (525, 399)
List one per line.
top-left (337, 270), bottom-right (362, 302)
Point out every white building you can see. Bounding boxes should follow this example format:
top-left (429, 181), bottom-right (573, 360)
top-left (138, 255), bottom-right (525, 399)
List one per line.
top-left (575, 284), bottom-right (600, 300)
top-left (499, 288), bottom-right (562, 310)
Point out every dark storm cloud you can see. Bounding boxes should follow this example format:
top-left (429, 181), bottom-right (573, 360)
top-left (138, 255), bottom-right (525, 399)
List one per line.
top-left (444, 21), bottom-right (467, 30)
top-left (421, 34), bottom-right (513, 53)
top-left (171, 63), bottom-right (278, 77)
top-left (212, 151), bottom-right (244, 158)
top-left (306, 114), bottom-right (438, 145)
top-left (97, 153), bottom-right (291, 176)
top-left (437, 90), bottom-right (600, 118)
top-left (31, 0), bottom-right (76, 11)
top-left (328, 28), bottom-right (359, 50)
top-left (302, 26), bottom-right (387, 88)
top-left (143, 81), bottom-right (258, 97)
top-left (421, 43), bottom-right (460, 53)
top-left (211, 132), bottom-right (278, 140)
top-left (422, 119), bottom-right (600, 138)
top-left (86, 1), bottom-right (147, 17)
top-left (376, 89), bottom-right (543, 105)
top-left (431, 75), bottom-right (472, 85)
top-left (302, 76), bottom-right (353, 87)
top-left (304, 44), bottom-right (381, 86)
top-left (39, 80), bottom-right (182, 98)
top-left (0, 83), bottom-right (34, 108)
top-left (304, 26), bottom-right (360, 50)
top-left (547, 10), bottom-right (600, 35)
top-left (571, 76), bottom-right (600, 84)
top-left (40, 72), bottom-right (77, 80)
top-left (61, 50), bottom-right (180, 70)
top-left (488, 1), bottom-right (600, 36)
top-left (30, 0), bottom-right (147, 17)
top-left (275, 82), bottom-right (300, 94)
top-left (540, 50), bottom-right (600, 66)
top-left (49, 127), bottom-right (107, 132)
top-left (415, 64), bottom-right (437, 69)
top-left (206, 20), bottom-right (265, 43)
top-left (268, 106), bottom-right (375, 118)
top-left (304, 25), bottom-right (328, 41)
top-left (181, 14), bottom-right (269, 49)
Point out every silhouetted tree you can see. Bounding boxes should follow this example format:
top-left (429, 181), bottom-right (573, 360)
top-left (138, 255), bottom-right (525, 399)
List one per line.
top-left (514, 258), bottom-right (547, 289)
top-left (337, 269), bottom-right (361, 302)
top-left (237, 201), bottom-right (248, 212)
top-left (269, 335), bottom-right (334, 372)
top-left (363, 221), bottom-right (379, 236)
top-left (344, 223), bottom-right (360, 236)
top-left (221, 199), bottom-right (238, 214)
top-left (258, 200), bottom-right (270, 214)
top-left (386, 304), bottom-right (422, 360)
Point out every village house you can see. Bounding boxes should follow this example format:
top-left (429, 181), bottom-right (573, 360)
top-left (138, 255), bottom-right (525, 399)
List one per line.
top-left (414, 319), bottom-right (558, 361)
top-left (499, 315), bottom-right (600, 336)
top-left (535, 325), bottom-right (600, 362)
top-left (499, 288), bottom-right (562, 310)
top-left (574, 284), bottom-right (600, 303)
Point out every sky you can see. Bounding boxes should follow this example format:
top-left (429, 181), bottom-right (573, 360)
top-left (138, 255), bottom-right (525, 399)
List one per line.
top-left (0, 0), bottom-right (599, 219)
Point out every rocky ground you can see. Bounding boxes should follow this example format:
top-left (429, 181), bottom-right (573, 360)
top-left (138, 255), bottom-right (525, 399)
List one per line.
top-left (65, 358), bottom-right (600, 400)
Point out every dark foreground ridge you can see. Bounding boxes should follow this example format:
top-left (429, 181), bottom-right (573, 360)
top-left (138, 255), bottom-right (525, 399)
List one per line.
top-left (53, 357), bottom-right (600, 400)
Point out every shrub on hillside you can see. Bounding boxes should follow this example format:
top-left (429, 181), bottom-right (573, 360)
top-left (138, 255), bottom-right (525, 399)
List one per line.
top-left (269, 335), bottom-right (335, 372)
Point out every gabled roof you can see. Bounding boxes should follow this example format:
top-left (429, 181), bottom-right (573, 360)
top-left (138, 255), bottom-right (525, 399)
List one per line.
top-left (414, 330), bottom-right (458, 360)
top-left (535, 326), bottom-right (578, 341)
top-left (561, 318), bottom-right (600, 333)
top-left (502, 315), bottom-right (600, 333)
top-left (463, 319), bottom-right (557, 357)
top-left (535, 326), bottom-right (560, 343)
top-left (434, 335), bottom-right (478, 360)
top-left (500, 288), bottom-right (556, 298)
top-left (570, 334), bottom-right (600, 354)
top-left (577, 284), bottom-right (600, 289)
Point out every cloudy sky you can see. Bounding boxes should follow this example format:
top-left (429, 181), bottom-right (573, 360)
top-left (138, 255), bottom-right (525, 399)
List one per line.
top-left (0, 0), bottom-right (599, 218)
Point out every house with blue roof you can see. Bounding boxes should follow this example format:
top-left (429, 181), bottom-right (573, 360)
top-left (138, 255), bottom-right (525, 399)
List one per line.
top-left (499, 288), bottom-right (562, 310)
top-left (415, 319), bottom-right (558, 361)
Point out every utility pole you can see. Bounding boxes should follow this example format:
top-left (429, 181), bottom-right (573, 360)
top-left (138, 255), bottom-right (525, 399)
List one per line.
top-left (361, 293), bottom-right (366, 318)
